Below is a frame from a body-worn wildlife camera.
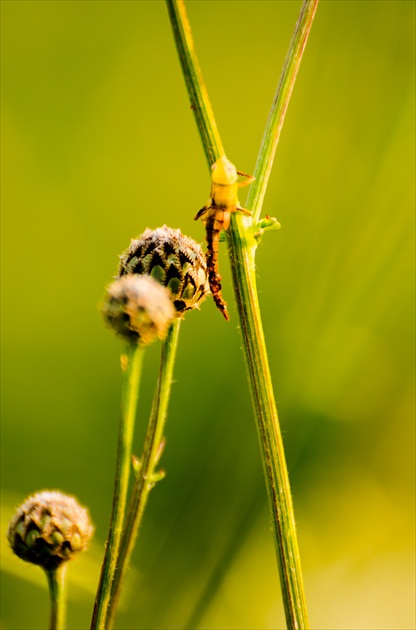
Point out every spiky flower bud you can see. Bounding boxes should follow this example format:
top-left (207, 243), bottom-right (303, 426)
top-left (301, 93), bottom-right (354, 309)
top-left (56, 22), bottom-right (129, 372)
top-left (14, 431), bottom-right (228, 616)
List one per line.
top-left (118, 226), bottom-right (209, 315)
top-left (102, 274), bottom-right (175, 345)
top-left (7, 491), bottom-right (93, 571)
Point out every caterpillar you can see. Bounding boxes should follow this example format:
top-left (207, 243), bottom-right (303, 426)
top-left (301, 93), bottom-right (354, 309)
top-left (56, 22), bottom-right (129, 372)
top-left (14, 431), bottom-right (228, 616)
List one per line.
top-left (194, 156), bottom-right (254, 321)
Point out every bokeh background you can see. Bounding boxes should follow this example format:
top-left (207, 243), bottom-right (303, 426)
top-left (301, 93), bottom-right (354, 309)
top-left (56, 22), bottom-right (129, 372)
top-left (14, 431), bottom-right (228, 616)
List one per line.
top-left (1, 1), bottom-right (414, 629)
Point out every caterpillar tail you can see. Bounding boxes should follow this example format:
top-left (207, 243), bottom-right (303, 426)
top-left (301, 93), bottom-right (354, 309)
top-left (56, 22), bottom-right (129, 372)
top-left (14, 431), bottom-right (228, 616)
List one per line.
top-left (206, 238), bottom-right (229, 322)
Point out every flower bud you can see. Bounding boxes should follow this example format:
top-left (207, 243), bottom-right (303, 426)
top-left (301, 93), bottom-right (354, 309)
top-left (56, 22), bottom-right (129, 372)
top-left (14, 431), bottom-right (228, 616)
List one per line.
top-left (102, 274), bottom-right (175, 345)
top-left (118, 226), bottom-right (209, 315)
top-left (7, 491), bottom-right (93, 571)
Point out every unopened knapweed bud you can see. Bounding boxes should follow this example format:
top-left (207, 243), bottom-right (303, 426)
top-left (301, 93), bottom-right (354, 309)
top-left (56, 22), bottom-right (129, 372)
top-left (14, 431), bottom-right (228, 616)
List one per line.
top-left (102, 274), bottom-right (175, 345)
top-left (7, 491), bottom-right (93, 571)
top-left (118, 226), bottom-right (209, 315)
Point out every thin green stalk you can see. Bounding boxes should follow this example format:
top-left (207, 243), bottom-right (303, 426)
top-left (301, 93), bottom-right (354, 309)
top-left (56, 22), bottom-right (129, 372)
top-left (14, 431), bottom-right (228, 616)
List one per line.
top-left (45, 566), bottom-right (66, 630)
top-left (167, 1), bottom-right (318, 628)
top-left (91, 343), bottom-right (144, 630)
top-left (166, 0), bottom-right (223, 166)
top-left (107, 319), bottom-right (181, 628)
top-left (228, 214), bottom-right (309, 628)
top-left (248, 0), bottom-right (319, 223)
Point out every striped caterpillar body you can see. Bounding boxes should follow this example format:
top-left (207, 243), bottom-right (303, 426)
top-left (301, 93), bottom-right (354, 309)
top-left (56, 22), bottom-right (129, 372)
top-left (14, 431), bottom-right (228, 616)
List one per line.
top-left (194, 156), bottom-right (255, 321)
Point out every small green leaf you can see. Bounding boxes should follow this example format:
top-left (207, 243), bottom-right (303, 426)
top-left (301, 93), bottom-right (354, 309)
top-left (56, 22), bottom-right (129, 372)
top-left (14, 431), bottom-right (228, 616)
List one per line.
top-left (253, 216), bottom-right (281, 243)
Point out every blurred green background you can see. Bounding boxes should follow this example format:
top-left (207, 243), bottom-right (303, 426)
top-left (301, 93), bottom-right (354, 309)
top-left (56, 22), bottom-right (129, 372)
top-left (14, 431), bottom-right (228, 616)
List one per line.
top-left (1, 1), bottom-right (414, 629)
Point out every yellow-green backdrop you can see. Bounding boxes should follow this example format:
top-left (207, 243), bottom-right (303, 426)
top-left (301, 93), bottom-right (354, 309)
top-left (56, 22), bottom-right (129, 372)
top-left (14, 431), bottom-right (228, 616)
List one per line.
top-left (1, 1), bottom-right (414, 629)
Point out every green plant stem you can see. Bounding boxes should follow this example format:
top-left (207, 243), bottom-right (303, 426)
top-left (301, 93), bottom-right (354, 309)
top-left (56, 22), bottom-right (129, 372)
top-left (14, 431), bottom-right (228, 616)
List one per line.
top-left (91, 343), bottom-right (144, 630)
top-left (166, 0), bottom-right (223, 166)
top-left (107, 319), bottom-right (181, 628)
top-left (248, 0), bottom-right (319, 223)
top-left (45, 566), bottom-right (66, 630)
top-left (228, 214), bottom-right (309, 628)
top-left (167, 1), bottom-right (318, 627)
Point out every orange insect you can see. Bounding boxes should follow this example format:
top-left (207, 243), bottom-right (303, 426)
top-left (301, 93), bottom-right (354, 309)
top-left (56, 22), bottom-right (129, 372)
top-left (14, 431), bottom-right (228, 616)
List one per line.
top-left (194, 156), bottom-right (255, 321)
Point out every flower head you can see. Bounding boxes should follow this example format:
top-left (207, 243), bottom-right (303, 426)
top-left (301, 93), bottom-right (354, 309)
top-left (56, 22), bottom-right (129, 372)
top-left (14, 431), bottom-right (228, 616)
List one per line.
top-left (118, 226), bottom-right (209, 315)
top-left (7, 490), bottom-right (93, 571)
top-left (102, 274), bottom-right (175, 345)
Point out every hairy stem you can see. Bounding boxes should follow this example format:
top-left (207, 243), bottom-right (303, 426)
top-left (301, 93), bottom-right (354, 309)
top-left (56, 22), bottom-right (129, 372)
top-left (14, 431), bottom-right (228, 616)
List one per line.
top-left (166, 0), bottom-right (223, 166)
top-left (166, 0), bottom-right (318, 627)
top-left (45, 566), bottom-right (66, 630)
top-left (107, 319), bottom-right (181, 628)
top-left (91, 344), bottom-right (144, 630)
top-left (228, 214), bottom-right (309, 627)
